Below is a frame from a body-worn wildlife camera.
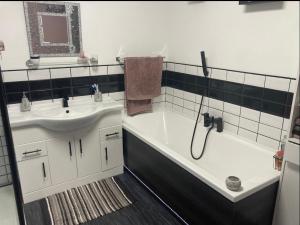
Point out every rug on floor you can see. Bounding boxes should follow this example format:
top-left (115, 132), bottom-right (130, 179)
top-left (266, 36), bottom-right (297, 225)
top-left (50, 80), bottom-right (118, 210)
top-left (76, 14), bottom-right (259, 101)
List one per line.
top-left (45, 177), bottom-right (133, 225)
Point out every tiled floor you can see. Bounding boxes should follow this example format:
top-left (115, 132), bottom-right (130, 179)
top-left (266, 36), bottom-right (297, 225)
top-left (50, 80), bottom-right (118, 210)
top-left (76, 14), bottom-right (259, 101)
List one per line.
top-left (24, 171), bottom-right (183, 225)
top-left (0, 185), bottom-right (19, 225)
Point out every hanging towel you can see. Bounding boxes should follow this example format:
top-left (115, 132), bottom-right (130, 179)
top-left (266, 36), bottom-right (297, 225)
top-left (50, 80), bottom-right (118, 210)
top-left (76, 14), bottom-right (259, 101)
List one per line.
top-left (124, 57), bottom-right (163, 116)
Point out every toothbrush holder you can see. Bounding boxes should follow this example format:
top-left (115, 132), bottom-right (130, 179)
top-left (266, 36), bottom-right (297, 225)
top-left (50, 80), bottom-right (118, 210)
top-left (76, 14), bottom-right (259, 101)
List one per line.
top-left (94, 91), bottom-right (102, 102)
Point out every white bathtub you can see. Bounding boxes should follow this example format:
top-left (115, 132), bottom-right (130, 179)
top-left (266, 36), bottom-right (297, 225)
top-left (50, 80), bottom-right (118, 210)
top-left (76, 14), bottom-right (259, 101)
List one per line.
top-left (123, 107), bottom-right (280, 202)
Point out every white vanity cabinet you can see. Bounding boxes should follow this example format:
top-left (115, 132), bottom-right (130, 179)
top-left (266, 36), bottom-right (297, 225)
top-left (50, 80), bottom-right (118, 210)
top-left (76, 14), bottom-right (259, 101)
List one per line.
top-left (18, 156), bottom-right (51, 194)
top-left (15, 141), bottom-right (51, 193)
top-left (74, 126), bottom-right (102, 178)
top-left (46, 137), bottom-right (78, 185)
top-left (11, 109), bottom-right (124, 203)
top-left (100, 125), bottom-right (123, 171)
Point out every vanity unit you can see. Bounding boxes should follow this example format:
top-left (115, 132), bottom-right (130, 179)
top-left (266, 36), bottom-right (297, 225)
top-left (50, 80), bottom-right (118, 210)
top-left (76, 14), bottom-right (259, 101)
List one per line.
top-left (8, 97), bottom-right (124, 203)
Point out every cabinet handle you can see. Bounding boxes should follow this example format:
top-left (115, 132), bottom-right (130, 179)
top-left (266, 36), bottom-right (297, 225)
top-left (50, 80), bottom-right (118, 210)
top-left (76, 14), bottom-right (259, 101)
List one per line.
top-left (69, 141), bottom-right (72, 157)
top-left (105, 132), bottom-right (119, 138)
top-left (23, 149), bottom-right (42, 156)
top-left (105, 147), bottom-right (108, 161)
top-left (42, 162), bottom-right (46, 178)
top-left (79, 139), bottom-right (83, 155)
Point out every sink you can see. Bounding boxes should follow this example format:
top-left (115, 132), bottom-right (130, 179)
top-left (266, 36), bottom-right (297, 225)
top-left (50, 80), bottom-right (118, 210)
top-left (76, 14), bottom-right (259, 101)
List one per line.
top-left (8, 97), bottom-right (123, 131)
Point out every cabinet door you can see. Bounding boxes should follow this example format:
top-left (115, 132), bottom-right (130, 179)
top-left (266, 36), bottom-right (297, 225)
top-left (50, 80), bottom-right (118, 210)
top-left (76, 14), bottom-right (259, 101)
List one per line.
top-left (75, 128), bottom-right (101, 178)
top-left (46, 137), bottom-right (77, 185)
top-left (18, 156), bottom-right (51, 194)
top-left (101, 137), bottom-right (123, 171)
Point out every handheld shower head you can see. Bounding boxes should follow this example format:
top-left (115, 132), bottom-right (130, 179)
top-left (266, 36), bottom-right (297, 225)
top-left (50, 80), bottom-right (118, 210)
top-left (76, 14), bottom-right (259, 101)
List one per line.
top-left (200, 51), bottom-right (209, 77)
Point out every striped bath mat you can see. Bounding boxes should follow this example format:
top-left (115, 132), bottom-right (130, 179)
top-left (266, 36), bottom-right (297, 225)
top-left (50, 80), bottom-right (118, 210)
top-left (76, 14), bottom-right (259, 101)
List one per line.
top-left (46, 177), bottom-right (133, 225)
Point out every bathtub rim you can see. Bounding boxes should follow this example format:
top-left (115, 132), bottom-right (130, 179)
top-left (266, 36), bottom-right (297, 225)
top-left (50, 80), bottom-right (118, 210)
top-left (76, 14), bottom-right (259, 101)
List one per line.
top-left (122, 110), bottom-right (280, 202)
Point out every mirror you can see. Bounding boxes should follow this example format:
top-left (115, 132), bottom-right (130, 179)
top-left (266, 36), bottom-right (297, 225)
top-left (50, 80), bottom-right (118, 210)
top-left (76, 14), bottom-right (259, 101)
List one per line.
top-left (24, 1), bottom-right (82, 57)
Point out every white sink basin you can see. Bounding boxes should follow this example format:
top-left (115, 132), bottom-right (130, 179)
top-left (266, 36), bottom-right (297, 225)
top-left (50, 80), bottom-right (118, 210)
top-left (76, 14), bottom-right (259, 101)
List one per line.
top-left (8, 97), bottom-right (123, 131)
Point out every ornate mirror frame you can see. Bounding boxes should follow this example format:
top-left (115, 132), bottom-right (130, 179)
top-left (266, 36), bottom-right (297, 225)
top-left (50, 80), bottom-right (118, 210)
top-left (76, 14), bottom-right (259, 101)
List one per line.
top-left (24, 1), bottom-right (82, 57)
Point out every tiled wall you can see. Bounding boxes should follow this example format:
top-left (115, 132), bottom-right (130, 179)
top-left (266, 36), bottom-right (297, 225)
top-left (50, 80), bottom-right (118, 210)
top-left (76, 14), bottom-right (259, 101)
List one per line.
top-left (0, 110), bottom-right (11, 187)
top-left (2, 65), bottom-right (125, 104)
top-left (163, 62), bottom-right (297, 151)
top-left (1, 62), bottom-right (297, 152)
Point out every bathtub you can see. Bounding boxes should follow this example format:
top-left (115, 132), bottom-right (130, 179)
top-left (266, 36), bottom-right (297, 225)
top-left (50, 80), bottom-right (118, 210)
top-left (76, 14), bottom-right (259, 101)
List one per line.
top-left (122, 107), bottom-right (280, 225)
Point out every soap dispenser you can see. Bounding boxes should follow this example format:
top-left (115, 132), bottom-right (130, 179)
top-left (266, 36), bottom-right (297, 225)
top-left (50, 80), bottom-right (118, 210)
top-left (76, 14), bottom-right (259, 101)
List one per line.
top-left (20, 92), bottom-right (31, 112)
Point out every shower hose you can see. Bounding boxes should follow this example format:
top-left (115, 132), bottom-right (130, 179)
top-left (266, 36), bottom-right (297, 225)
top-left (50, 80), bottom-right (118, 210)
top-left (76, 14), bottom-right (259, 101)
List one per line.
top-left (190, 89), bottom-right (214, 160)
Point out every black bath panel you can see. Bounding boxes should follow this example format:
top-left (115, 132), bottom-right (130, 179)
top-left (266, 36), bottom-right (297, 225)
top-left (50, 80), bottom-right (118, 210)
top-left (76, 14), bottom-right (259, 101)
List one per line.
top-left (123, 129), bottom-right (278, 225)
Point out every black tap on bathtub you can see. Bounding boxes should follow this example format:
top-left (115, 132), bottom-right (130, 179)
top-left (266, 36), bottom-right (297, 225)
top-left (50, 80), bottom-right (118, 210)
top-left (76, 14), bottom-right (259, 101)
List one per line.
top-left (203, 113), bottom-right (223, 132)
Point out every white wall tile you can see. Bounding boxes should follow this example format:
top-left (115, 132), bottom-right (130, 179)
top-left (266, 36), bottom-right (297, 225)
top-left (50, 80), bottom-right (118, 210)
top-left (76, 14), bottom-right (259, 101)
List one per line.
top-left (71, 67), bottom-right (90, 77)
top-left (90, 66), bottom-right (107, 76)
top-left (282, 118), bottom-right (291, 131)
top-left (173, 104), bottom-right (183, 113)
top-left (258, 124), bottom-right (281, 140)
top-left (260, 112), bottom-right (283, 129)
top-left (183, 91), bottom-right (195, 102)
top-left (0, 176), bottom-right (8, 186)
top-left (166, 87), bottom-right (174, 95)
top-left (211, 69), bottom-right (226, 81)
top-left (161, 87), bottom-right (166, 94)
top-left (244, 74), bottom-right (265, 87)
top-left (173, 88), bottom-right (184, 98)
top-left (196, 95), bottom-right (208, 106)
top-left (223, 112), bottom-right (239, 126)
top-left (50, 68), bottom-right (70, 79)
top-left (28, 69), bottom-right (50, 80)
top-left (163, 62), bottom-right (167, 71)
top-left (183, 108), bottom-right (195, 119)
top-left (109, 91), bottom-right (124, 101)
top-left (195, 105), bottom-right (208, 115)
top-left (153, 102), bottom-right (165, 111)
top-left (224, 122), bottom-right (238, 134)
top-left (238, 128), bottom-right (257, 142)
top-left (198, 67), bottom-right (212, 77)
top-left (167, 63), bottom-right (175, 71)
top-left (208, 108), bottom-right (223, 118)
top-left (166, 102), bottom-right (172, 111)
top-left (184, 100), bottom-right (195, 111)
top-left (174, 64), bottom-right (185, 73)
top-left (153, 95), bottom-right (165, 103)
top-left (280, 130), bottom-right (288, 142)
top-left (289, 79), bottom-right (297, 93)
top-left (226, 71), bottom-right (244, 84)
top-left (209, 99), bottom-right (223, 110)
top-left (3, 71), bottom-right (28, 82)
top-left (240, 107), bottom-right (260, 121)
top-left (173, 96), bottom-right (183, 106)
top-left (257, 135), bottom-right (279, 151)
top-left (224, 102), bottom-right (240, 116)
top-left (108, 65), bottom-right (123, 75)
top-left (239, 118), bottom-right (259, 132)
top-left (265, 77), bottom-right (289, 91)
top-left (185, 65), bottom-right (198, 76)
top-left (166, 94), bottom-right (173, 103)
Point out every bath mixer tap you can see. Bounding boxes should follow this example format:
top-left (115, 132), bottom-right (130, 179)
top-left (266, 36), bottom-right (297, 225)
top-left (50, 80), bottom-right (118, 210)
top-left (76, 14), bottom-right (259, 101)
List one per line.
top-left (203, 113), bottom-right (223, 132)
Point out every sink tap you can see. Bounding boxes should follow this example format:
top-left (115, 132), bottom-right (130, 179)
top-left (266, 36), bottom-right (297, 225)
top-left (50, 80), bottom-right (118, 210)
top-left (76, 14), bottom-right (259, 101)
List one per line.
top-left (202, 113), bottom-right (223, 132)
top-left (62, 96), bottom-right (69, 108)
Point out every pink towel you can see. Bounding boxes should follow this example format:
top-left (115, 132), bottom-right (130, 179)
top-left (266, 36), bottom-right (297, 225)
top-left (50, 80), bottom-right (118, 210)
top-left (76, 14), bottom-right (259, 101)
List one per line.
top-left (124, 57), bottom-right (163, 116)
